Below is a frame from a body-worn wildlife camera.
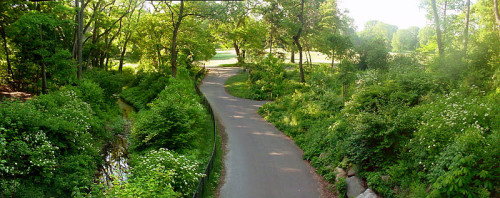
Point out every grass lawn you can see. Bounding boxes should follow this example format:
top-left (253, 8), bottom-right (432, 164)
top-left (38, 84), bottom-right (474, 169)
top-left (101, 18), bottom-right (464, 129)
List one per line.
top-left (203, 49), bottom-right (238, 67)
top-left (224, 72), bottom-right (252, 99)
top-left (210, 51), bottom-right (237, 60)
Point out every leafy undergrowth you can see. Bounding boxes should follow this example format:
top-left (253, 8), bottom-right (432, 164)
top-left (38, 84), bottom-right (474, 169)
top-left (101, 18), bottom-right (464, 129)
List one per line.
top-left (120, 72), bottom-right (170, 111)
top-left (113, 68), bottom-right (216, 197)
top-left (0, 70), bottom-right (127, 197)
top-left (252, 55), bottom-right (499, 197)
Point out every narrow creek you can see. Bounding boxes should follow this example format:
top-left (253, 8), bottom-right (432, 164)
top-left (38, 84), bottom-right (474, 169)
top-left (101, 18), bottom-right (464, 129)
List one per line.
top-left (99, 98), bottom-right (135, 186)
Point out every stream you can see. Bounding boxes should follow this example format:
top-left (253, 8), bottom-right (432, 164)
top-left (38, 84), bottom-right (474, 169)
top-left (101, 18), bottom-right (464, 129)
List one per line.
top-left (99, 98), bottom-right (135, 186)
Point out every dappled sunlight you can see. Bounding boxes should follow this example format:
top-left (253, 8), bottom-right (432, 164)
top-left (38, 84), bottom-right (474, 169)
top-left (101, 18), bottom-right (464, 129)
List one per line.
top-left (251, 131), bottom-right (284, 138)
top-left (280, 167), bottom-right (302, 173)
top-left (202, 81), bottom-right (223, 86)
top-left (235, 125), bottom-right (248, 129)
top-left (268, 150), bottom-right (293, 156)
top-left (268, 152), bottom-right (285, 156)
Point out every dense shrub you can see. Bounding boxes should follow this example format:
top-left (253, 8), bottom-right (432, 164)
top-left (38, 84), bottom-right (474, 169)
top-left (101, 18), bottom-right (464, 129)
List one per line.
top-left (121, 72), bottom-right (169, 110)
top-left (356, 37), bottom-right (389, 70)
top-left (259, 54), bottom-right (500, 197)
top-left (84, 69), bottom-right (134, 98)
top-left (247, 55), bottom-right (301, 100)
top-left (366, 172), bottom-right (395, 198)
top-left (130, 77), bottom-right (206, 153)
top-left (0, 88), bottom-right (106, 197)
top-left (335, 177), bottom-right (347, 198)
top-left (108, 149), bottom-right (203, 197)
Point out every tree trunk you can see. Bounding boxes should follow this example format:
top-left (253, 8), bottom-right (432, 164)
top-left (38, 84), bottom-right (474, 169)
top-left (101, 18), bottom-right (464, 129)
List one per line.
top-left (100, 51), bottom-right (106, 69)
top-left (495, 0), bottom-right (500, 39)
top-left (269, 27), bottom-right (273, 54)
top-left (38, 24), bottom-right (47, 94)
top-left (307, 44), bottom-right (312, 67)
top-left (234, 40), bottom-right (243, 63)
top-left (170, 0), bottom-right (184, 77)
top-left (443, 0), bottom-right (447, 47)
top-left (119, 34), bottom-right (131, 73)
top-left (331, 56), bottom-right (334, 68)
top-left (1, 24), bottom-right (13, 83)
top-left (105, 54), bottom-right (109, 70)
top-left (156, 45), bottom-right (162, 70)
top-left (463, 0), bottom-right (470, 56)
top-left (290, 48), bottom-right (295, 63)
top-left (91, 19), bottom-right (99, 68)
top-left (77, 0), bottom-right (84, 79)
top-left (294, 0), bottom-right (305, 83)
top-left (431, 0), bottom-right (444, 56)
top-left (41, 62), bottom-right (47, 94)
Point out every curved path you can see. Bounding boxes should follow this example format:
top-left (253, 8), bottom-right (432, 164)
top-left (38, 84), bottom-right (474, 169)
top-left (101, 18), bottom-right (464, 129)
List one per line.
top-left (200, 67), bottom-right (326, 198)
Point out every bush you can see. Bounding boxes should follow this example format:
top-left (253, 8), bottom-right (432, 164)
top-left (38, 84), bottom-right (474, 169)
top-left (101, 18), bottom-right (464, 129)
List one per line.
top-left (84, 69), bottom-right (134, 98)
top-left (260, 53), bottom-right (500, 197)
top-left (121, 72), bottom-right (169, 110)
top-left (109, 149), bottom-right (203, 197)
top-left (366, 172), bottom-right (395, 198)
top-left (0, 88), bottom-right (106, 197)
top-left (130, 77), bottom-right (206, 152)
top-left (335, 177), bottom-right (347, 198)
top-left (248, 55), bottom-right (288, 100)
top-left (357, 37), bottom-right (389, 70)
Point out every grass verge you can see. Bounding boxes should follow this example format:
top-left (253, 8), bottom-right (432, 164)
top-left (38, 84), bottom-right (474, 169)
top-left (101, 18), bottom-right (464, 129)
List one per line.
top-left (210, 52), bottom-right (237, 60)
top-left (202, 128), bottom-right (223, 198)
top-left (224, 72), bottom-right (252, 99)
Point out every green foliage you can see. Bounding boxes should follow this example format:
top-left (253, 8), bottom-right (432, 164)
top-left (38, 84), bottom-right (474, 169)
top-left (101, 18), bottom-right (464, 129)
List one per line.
top-left (359, 20), bottom-right (398, 50)
top-left (121, 72), bottom-right (169, 110)
top-left (260, 52), bottom-right (499, 197)
top-left (84, 69), bottom-right (135, 98)
top-left (0, 69), bottom-right (130, 196)
top-left (109, 149), bottom-right (203, 197)
top-left (366, 172), bottom-right (395, 198)
top-left (130, 77), bottom-right (206, 153)
top-left (356, 36), bottom-right (389, 70)
top-left (391, 27), bottom-right (419, 52)
top-left (247, 55), bottom-right (301, 100)
top-left (8, 10), bottom-right (75, 92)
top-left (0, 88), bottom-right (109, 197)
top-left (335, 177), bottom-right (347, 198)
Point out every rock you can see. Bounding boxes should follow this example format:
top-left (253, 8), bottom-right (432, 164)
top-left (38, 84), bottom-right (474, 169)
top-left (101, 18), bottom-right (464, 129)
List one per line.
top-left (335, 167), bottom-right (347, 182)
top-left (356, 188), bottom-right (378, 198)
top-left (347, 165), bottom-right (357, 177)
top-left (346, 176), bottom-right (366, 198)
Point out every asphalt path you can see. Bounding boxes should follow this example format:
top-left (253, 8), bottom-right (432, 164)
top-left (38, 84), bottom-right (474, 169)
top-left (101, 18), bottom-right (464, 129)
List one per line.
top-left (200, 67), bottom-right (325, 198)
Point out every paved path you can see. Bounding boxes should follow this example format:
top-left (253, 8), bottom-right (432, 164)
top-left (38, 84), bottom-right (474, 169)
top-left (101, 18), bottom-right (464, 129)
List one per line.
top-left (200, 67), bottom-right (324, 198)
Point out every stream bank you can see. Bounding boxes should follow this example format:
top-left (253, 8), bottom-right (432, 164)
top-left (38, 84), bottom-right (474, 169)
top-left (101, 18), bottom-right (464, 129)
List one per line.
top-left (99, 98), bottom-right (135, 186)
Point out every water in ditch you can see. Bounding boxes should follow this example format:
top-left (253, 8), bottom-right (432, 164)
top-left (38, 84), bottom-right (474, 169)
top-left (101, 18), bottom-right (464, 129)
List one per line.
top-left (99, 98), bottom-right (134, 186)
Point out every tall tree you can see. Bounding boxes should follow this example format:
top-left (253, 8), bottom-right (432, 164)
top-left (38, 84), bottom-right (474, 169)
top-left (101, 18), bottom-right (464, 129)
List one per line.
top-left (76, 0), bottom-right (84, 79)
top-left (293, 0), bottom-right (305, 83)
top-left (1, 22), bottom-right (13, 82)
top-left (431, 0), bottom-right (445, 56)
top-left (359, 20), bottom-right (398, 49)
top-left (391, 27), bottom-right (420, 52)
top-left (119, 3), bottom-right (143, 73)
top-left (159, 0), bottom-right (212, 76)
top-left (313, 0), bottom-right (353, 67)
top-left (495, 0), bottom-right (500, 38)
top-left (216, 1), bottom-right (263, 64)
top-left (463, 0), bottom-right (470, 55)
top-left (169, 0), bottom-right (185, 77)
